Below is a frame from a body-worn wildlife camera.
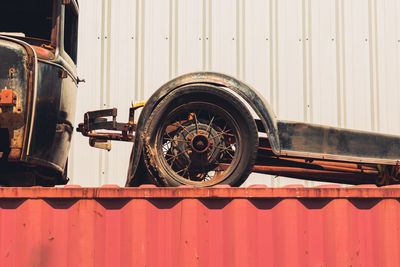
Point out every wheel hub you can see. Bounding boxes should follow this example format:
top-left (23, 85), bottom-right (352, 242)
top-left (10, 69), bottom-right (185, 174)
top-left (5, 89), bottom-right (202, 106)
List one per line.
top-left (191, 134), bottom-right (210, 153)
top-left (170, 122), bottom-right (224, 175)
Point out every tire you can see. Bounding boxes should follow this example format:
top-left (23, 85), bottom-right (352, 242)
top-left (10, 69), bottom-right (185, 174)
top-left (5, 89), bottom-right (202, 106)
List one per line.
top-left (143, 84), bottom-right (258, 187)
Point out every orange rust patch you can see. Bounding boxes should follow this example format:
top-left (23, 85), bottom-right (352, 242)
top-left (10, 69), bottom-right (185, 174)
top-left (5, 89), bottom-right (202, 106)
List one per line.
top-left (0, 89), bottom-right (16, 106)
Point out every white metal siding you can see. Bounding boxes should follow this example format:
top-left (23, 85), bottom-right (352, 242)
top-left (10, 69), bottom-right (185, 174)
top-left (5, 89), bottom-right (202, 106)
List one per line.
top-left (69, 0), bottom-right (400, 187)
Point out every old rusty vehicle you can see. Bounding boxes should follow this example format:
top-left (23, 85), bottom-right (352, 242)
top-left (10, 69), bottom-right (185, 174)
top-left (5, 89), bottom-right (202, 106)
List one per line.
top-left (78, 72), bottom-right (400, 187)
top-left (0, 0), bottom-right (79, 185)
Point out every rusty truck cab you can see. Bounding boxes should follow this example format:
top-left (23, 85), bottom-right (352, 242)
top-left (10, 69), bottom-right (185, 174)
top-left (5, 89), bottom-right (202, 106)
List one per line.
top-left (0, 0), bottom-right (79, 186)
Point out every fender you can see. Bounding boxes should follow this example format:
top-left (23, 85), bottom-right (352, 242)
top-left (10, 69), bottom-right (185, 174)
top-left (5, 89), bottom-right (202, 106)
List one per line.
top-left (126, 71), bottom-right (279, 186)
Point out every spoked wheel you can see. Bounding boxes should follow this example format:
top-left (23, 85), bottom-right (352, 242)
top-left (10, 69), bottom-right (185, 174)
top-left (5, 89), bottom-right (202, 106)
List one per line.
top-left (143, 84), bottom-right (258, 187)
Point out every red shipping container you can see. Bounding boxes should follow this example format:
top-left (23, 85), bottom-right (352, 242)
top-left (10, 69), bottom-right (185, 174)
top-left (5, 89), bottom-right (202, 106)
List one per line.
top-left (0, 184), bottom-right (400, 267)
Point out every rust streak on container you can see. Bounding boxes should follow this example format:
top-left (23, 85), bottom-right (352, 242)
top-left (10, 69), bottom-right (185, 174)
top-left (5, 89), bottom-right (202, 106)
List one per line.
top-left (0, 185), bottom-right (398, 199)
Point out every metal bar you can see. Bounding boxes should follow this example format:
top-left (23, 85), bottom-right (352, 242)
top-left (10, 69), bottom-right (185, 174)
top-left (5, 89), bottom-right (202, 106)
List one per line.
top-left (86, 132), bottom-right (134, 142)
top-left (252, 165), bottom-right (379, 185)
top-left (85, 108), bottom-right (117, 121)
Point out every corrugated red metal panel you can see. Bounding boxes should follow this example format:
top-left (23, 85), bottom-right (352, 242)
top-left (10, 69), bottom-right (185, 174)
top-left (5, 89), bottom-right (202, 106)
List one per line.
top-left (0, 185), bottom-right (400, 267)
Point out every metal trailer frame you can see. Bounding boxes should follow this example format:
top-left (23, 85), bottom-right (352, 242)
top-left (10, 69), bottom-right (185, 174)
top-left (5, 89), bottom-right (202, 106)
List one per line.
top-left (78, 72), bottom-right (400, 187)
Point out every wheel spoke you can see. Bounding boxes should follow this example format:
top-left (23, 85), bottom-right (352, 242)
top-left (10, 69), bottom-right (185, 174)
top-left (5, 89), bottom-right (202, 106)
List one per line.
top-left (165, 148), bottom-right (190, 162)
top-left (193, 112), bottom-right (200, 134)
top-left (176, 121), bottom-right (192, 136)
top-left (176, 160), bottom-right (191, 178)
top-left (209, 130), bottom-right (235, 141)
top-left (224, 149), bottom-right (235, 159)
top-left (206, 116), bottom-right (215, 137)
top-left (215, 145), bottom-right (236, 154)
top-left (208, 152), bottom-right (221, 167)
top-left (164, 137), bottom-right (190, 144)
top-left (168, 155), bottom-right (177, 166)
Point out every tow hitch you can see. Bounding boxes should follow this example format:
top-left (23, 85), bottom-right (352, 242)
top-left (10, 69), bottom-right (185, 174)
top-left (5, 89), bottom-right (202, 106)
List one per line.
top-left (77, 102), bottom-right (145, 150)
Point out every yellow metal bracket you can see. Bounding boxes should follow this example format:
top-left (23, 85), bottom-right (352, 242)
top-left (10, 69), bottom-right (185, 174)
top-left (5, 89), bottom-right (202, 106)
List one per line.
top-left (131, 101), bottom-right (146, 110)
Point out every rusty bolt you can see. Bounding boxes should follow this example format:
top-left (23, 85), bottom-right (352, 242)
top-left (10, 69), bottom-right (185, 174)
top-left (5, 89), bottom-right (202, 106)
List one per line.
top-left (9, 68), bottom-right (15, 78)
top-left (60, 70), bottom-right (68, 79)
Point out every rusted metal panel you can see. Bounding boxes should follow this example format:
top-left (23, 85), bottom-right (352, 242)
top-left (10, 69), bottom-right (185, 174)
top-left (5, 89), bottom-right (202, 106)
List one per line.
top-left (278, 121), bottom-right (400, 165)
top-left (1, 185), bottom-right (400, 266)
top-left (0, 36), bottom-right (34, 162)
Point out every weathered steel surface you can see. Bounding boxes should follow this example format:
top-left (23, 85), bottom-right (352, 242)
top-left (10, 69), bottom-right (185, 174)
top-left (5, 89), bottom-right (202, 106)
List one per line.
top-left (27, 60), bottom-right (77, 173)
top-left (278, 121), bottom-right (400, 165)
top-left (255, 137), bottom-right (389, 185)
top-left (77, 107), bottom-right (136, 145)
top-left (0, 185), bottom-right (400, 267)
top-left (0, 0), bottom-right (79, 185)
top-left (0, 37), bottom-right (34, 162)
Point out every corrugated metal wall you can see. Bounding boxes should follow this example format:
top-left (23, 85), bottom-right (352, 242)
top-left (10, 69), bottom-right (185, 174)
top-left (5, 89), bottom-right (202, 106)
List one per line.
top-left (69, 0), bottom-right (400, 187)
top-left (1, 185), bottom-right (400, 266)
